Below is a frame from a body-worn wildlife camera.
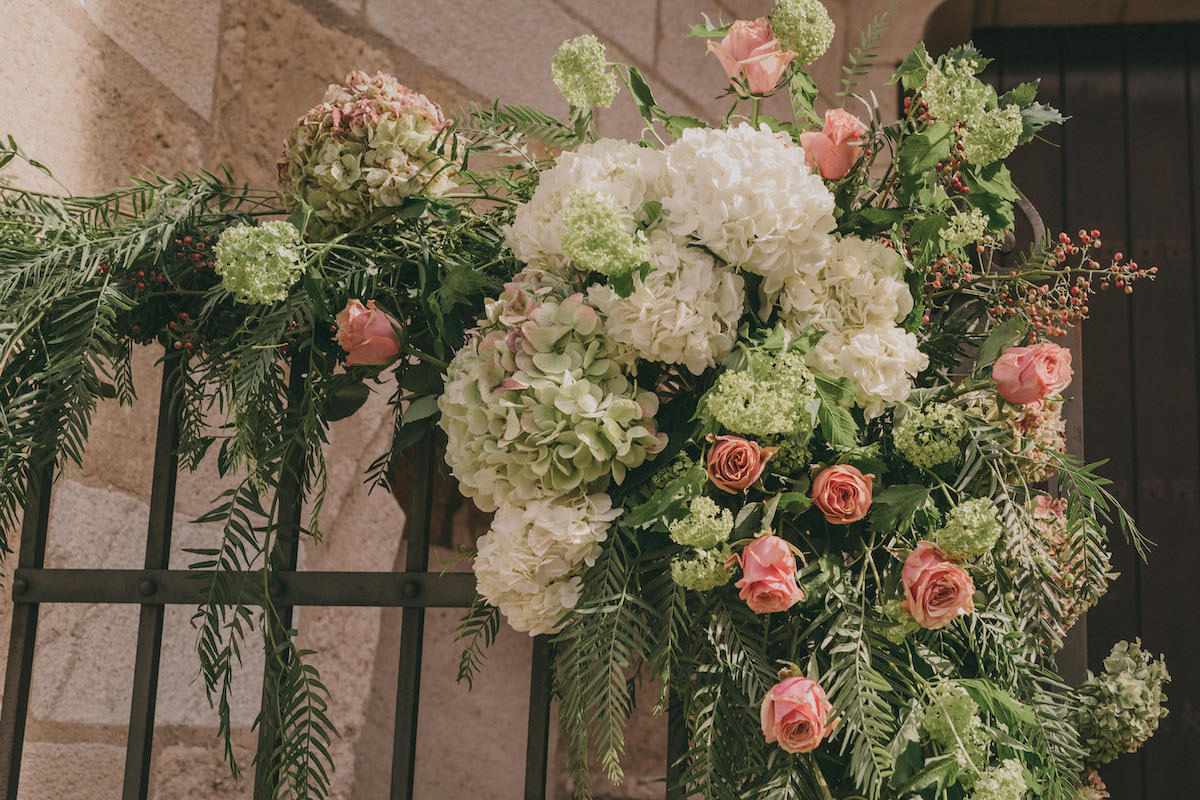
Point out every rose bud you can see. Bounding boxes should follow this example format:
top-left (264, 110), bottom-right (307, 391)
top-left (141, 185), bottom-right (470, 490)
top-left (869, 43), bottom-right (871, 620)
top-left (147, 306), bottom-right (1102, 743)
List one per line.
top-left (706, 435), bottom-right (777, 493)
top-left (991, 342), bottom-right (1073, 404)
top-left (760, 675), bottom-right (837, 753)
top-left (900, 542), bottom-right (976, 630)
top-left (336, 298), bottom-right (402, 366)
top-left (734, 535), bottom-right (804, 614)
top-left (811, 464), bottom-right (874, 524)
top-left (799, 108), bottom-right (868, 180)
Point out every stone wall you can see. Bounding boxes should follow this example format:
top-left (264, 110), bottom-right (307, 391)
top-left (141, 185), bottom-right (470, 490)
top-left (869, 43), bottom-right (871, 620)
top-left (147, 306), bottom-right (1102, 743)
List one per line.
top-left (0, 1), bottom-right (945, 797)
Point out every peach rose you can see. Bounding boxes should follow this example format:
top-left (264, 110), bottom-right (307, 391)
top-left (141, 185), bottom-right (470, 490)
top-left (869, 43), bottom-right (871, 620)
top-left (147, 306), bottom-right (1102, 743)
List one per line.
top-left (707, 18), bottom-right (797, 95)
top-left (900, 542), bottom-right (975, 630)
top-left (799, 109), bottom-right (868, 179)
top-left (991, 342), bottom-right (1073, 405)
top-left (811, 464), bottom-right (874, 524)
top-left (735, 535), bottom-right (804, 613)
top-left (760, 676), bottom-right (837, 753)
top-left (336, 298), bottom-right (402, 366)
top-left (706, 435), bottom-right (777, 493)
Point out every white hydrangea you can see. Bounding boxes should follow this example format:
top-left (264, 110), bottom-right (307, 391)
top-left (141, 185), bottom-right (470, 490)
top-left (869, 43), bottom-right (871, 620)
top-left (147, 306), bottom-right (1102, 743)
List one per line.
top-left (473, 493), bottom-right (622, 635)
top-left (505, 139), bottom-right (665, 271)
top-left (778, 235), bottom-right (912, 332)
top-left (807, 326), bottom-right (928, 418)
top-left (587, 230), bottom-right (745, 374)
top-left (660, 124), bottom-right (836, 295)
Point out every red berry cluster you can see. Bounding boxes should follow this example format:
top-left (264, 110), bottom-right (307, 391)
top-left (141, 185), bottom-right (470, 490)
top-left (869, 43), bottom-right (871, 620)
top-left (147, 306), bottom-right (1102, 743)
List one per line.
top-left (983, 229), bottom-right (1157, 339)
top-left (174, 235), bottom-right (214, 270)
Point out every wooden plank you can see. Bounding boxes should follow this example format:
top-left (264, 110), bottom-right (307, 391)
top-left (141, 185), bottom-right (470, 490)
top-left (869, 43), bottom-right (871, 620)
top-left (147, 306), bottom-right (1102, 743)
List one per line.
top-left (1124, 24), bottom-right (1198, 800)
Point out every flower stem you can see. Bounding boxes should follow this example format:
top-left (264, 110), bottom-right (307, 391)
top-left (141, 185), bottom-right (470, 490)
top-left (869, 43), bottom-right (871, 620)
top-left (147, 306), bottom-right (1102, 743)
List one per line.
top-left (808, 752), bottom-right (835, 800)
top-left (751, 97), bottom-right (762, 128)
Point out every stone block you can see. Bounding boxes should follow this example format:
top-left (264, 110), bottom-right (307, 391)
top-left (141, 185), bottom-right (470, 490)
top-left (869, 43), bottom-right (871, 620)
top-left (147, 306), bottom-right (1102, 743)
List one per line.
top-left (79, 0), bottom-right (222, 119)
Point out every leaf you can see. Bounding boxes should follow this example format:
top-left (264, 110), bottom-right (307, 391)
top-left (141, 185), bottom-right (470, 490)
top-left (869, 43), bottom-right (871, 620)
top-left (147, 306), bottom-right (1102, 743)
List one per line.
top-left (813, 373), bottom-right (858, 448)
top-left (287, 200), bottom-right (313, 236)
top-left (958, 678), bottom-right (1038, 726)
top-left (658, 113), bottom-right (706, 140)
top-left (962, 162), bottom-right (1017, 231)
top-left (686, 14), bottom-right (730, 38)
top-left (401, 393), bottom-right (440, 424)
top-left (896, 121), bottom-right (954, 177)
top-left (868, 485), bottom-right (930, 534)
top-left (999, 79), bottom-right (1040, 109)
top-left (891, 42), bottom-right (930, 91)
top-left (323, 380), bottom-right (370, 422)
top-left (977, 316), bottom-right (1026, 367)
top-left (892, 753), bottom-right (960, 795)
top-left (607, 260), bottom-right (654, 299)
top-left (1019, 102), bottom-right (1067, 145)
top-left (625, 67), bottom-right (658, 127)
top-left (789, 69), bottom-right (820, 124)
top-left (777, 492), bottom-right (813, 514)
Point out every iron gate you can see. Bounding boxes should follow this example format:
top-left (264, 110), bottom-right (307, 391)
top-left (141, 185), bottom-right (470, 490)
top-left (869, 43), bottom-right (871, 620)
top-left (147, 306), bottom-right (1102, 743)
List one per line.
top-left (0, 350), bottom-right (555, 800)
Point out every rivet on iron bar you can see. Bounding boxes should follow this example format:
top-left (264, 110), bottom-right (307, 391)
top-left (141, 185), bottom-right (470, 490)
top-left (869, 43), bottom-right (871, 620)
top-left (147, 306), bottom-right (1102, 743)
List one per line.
top-left (401, 579), bottom-right (421, 599)
top-left (138, 580), bottom-right (157, 597)
top-left (11, 579), bottom-right (27, 597)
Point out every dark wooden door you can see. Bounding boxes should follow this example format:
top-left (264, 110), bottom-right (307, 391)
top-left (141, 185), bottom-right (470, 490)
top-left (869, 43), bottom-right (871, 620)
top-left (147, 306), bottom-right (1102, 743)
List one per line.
top-left (975, 24), bottom-right (1200, 800)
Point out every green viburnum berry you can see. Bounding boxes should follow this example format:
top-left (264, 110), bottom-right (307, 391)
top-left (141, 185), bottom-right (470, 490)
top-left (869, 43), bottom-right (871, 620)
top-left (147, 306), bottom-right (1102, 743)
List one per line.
top-left (764, 433), bottom-right (811, 477)
top-left (669, 496), bottom-right (733, 549)
top-left (921, 681), bottom-right (981, 749)
top-left (561, 189), bottom-right (649, 277)
top-left (968, 759), bottom-right (1027, 800)
top-left (1072, 639), bottom-right (1170, 765)
top-left (671, 544), bottom-right (734, 591)
top-left (551, 35), bottom-right (619, 108)
top-left (942, 207), bottom-right (990, 251)
top-left (923, 58), bottom-right (993, 123)
top-left (935, 497), bottom-right (1003, 559)
top-left (882, 598), bottom-right (922, 643)
top-left (706, 348), bottom-right (817, 437)
top-left (961, 104), bottom-right (1023, 166)
top-left (770, 0), bottom-right (835, 65)
top-left (893, 403), bottom-right (970, 469)
top-left (651, 453), bottom-right (697, 490)
top-left (213, 220), bottom-right (304, 305)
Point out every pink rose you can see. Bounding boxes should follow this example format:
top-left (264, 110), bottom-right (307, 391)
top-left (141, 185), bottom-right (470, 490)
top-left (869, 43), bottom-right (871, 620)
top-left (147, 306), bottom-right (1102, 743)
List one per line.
top-left (735, 535), bottom-right (804, 613)
top-left (336, 299), bottom-right (401, 366)
top-left (991, 342), bottom-right (1073, 405)
top-left (811, 465), bottom-right (874, 525)
top-left (707, 18), bottom-right (797, 95)
top-left (799, 108), bottom-right (868, 179)
top-left (706, 435), bottom-right (777, 493)
top-left (760, 676), bottom-right (837, 753)
top-left (900, 542), bottom-right (975, 630)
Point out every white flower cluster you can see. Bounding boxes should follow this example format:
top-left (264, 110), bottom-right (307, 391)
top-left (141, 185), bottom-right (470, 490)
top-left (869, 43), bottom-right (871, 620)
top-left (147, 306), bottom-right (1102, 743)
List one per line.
top-left (780, 236), bottom-right (926, 417)
top-left (474, 494), bottom-right (621, 635)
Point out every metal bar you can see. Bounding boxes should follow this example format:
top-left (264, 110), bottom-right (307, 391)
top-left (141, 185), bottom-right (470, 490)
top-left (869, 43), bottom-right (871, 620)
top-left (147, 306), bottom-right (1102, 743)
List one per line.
top-left (389, 432), bottom-right (436, 800)
top-left (254, 359), bottom-right (309, 800)
top-left (665, 689), bottom-right (687, 799)
top-left (0, 460), bottom-right (54, 800)
top-left (9, 569), bottom-right (476, 607)
top-left (122, 352), bottom-right (184, 800)
top-left (523, 635), bottom-right (552, 800)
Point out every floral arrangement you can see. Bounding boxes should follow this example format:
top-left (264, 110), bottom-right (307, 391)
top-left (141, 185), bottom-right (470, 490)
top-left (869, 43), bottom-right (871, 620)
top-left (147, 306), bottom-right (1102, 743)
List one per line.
top-left (0, 2), bottom-right (1169, 798)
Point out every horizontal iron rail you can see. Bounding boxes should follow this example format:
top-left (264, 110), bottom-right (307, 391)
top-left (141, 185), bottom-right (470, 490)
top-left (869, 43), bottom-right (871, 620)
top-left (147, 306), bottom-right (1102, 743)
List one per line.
top-left (9, 569), bottom-right (476, 607)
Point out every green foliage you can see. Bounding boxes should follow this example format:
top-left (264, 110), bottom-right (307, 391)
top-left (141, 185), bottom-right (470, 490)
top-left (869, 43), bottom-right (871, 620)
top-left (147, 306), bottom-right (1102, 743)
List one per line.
top-left (838, 1), bottom-right (898, 101)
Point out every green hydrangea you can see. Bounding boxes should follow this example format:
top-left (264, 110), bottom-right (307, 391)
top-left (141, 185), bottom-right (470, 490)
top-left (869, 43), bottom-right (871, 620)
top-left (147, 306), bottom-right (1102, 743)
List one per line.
top-left (921, 681), bottom-right (981, 749)
top-left (942, 207), bottom-right (990, 250)
top-left (439, 284), bottom-right (664, 511)
top-left (671, 544), bottom-right (734, 591)
top-left (935, 497), bottom-right (1003, 559)
top-left (968, 759), bottom-right (1026, 800)
top-left (706, 349), bottom-right (817, 436)
top-left (961, 105), bottom-right (1022, 166)
top-left (1072, 639), bottom-right (1170, 765)
top-left (893, 403), bottom-right (969, 469)
top-left (771, 0), bottom-right (835, 65)
top-left (212, 220), bottom-right (304, 305)
top-left (669, 496), bottom-right (733, 549)
top-left (551, 35), bottom-right (619, 108)
top-left (561, 189), bottom-right (649, 277)
top-left (924, 58), bottom-right (993, 123)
